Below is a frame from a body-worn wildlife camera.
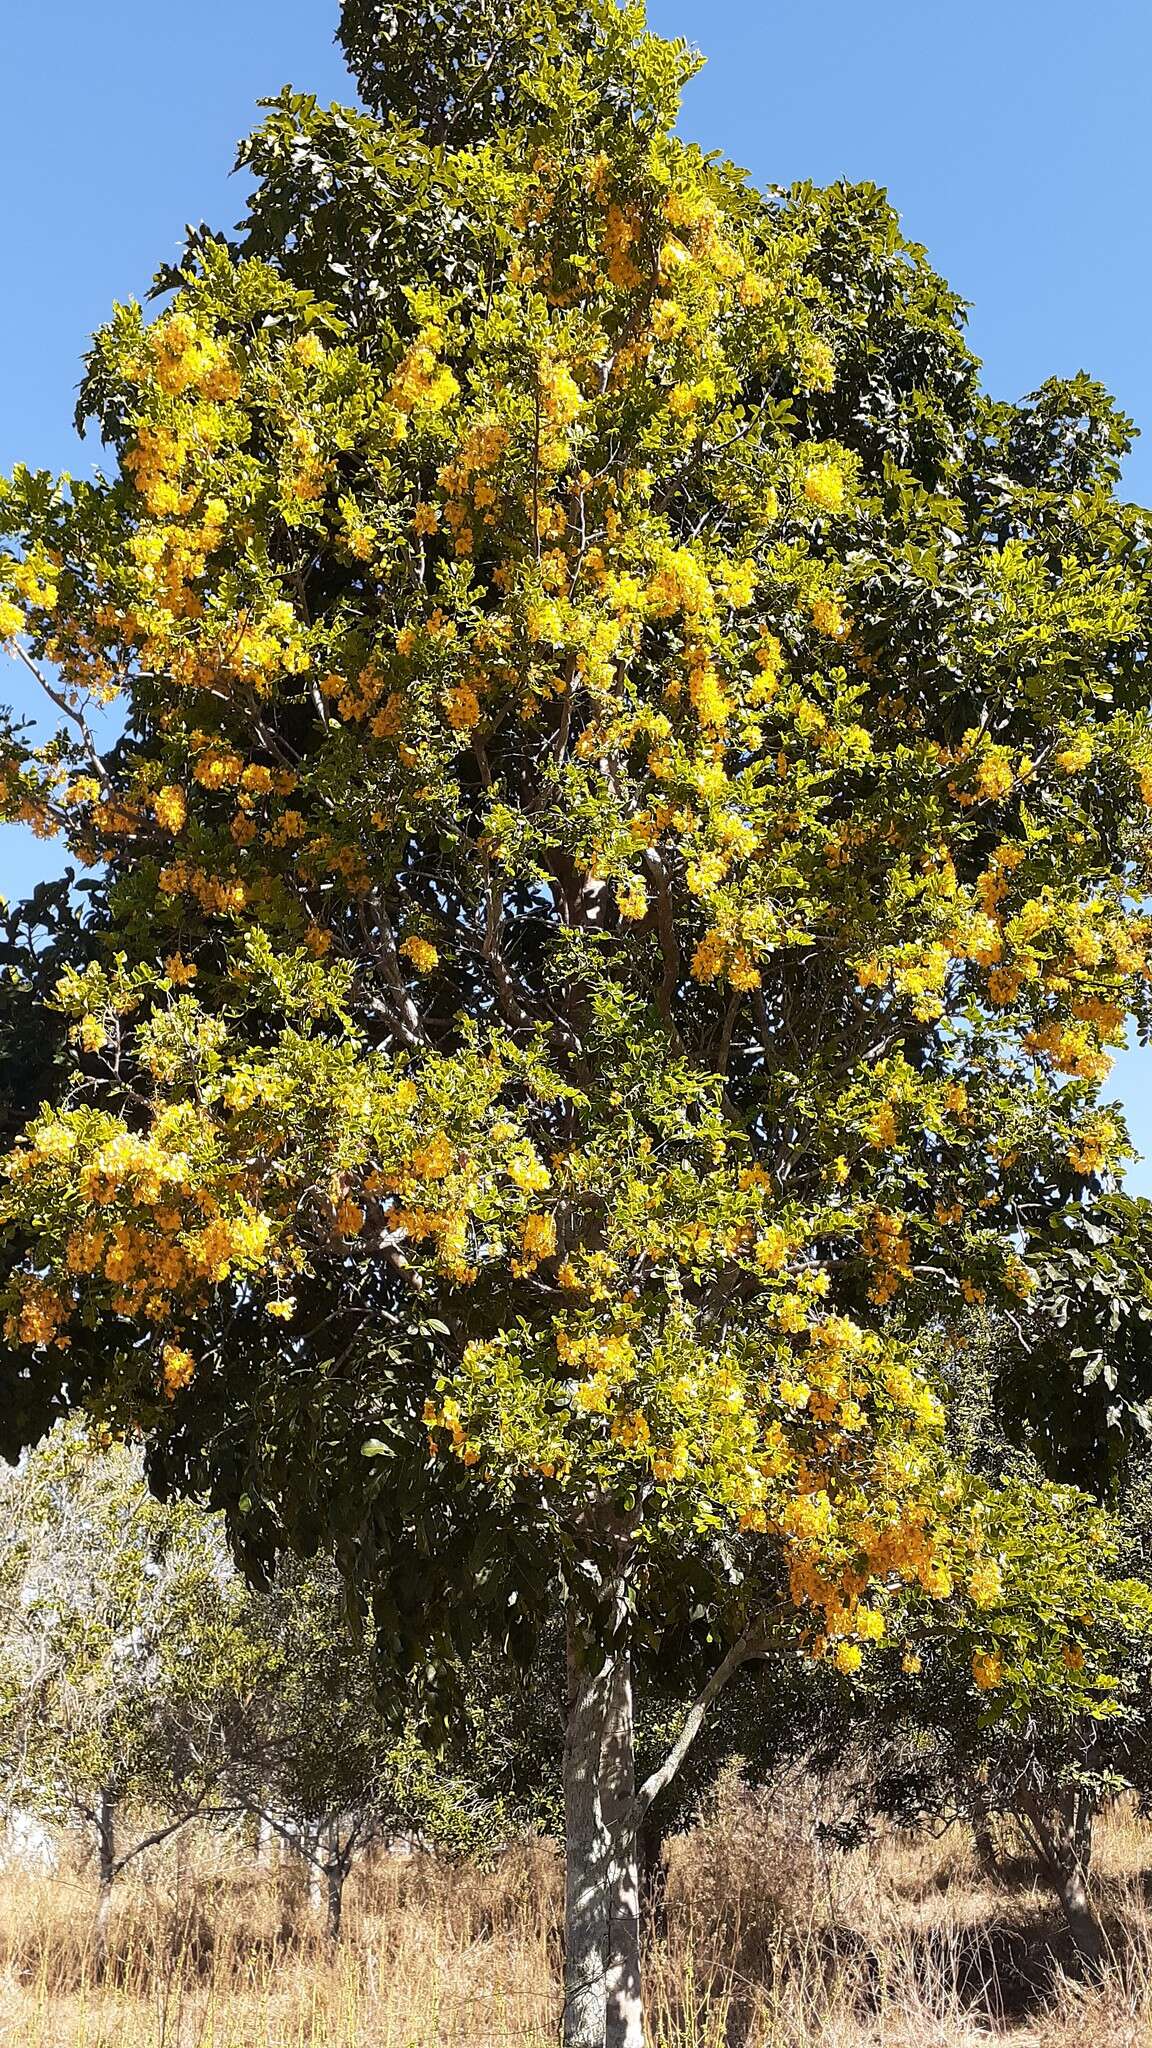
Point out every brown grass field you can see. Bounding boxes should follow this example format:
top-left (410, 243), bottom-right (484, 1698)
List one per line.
top-left (4, 1780), bottom-right (1152, 2047)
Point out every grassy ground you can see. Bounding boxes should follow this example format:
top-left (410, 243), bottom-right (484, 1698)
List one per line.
top-left (4, 1785), bottom-right (1152, 2046)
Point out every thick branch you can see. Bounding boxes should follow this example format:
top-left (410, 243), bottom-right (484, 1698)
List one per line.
top-left (641, 850), bottom-right (682, 1034)
top-left (483, 870), bottom-right (533, 1031)
top-left (633, 1632), bottom-right (768, 1824)
top-left (369, 902), bottom-right (430, 1047)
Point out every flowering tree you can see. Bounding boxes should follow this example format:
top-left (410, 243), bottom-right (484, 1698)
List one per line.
top-left (3, 1), bottom-right (1152, 2039)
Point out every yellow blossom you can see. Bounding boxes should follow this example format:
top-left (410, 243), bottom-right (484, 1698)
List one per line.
top-left (803, 461), bottom-right (846, 513)
top-left (691, 930), bottom-right (727, 983)
top-left (334, 1199), bottom-right (366, 1237)
top-left (445, 684), bottom-right (481, 731)
top-left (1055, 731), bottom-right (1093, 774)
top-left (521, 1212), bottom-right (558, 1261)
top-left (968, 1559), bottom-right (1003, 1609)
top-left (161, 1342), bottom-right (196, 1398)
top-left (153, 786), bottom-right (187, 833)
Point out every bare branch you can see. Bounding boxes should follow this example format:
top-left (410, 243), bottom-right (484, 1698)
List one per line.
top-left (633, 1631), bottom-right (770, 1824)
top-left (8, 642), bottom-right (104, 779)
top-left (112, 1799), bottom-right (238, 1877)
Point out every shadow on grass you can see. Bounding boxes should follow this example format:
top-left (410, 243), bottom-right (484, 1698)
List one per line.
top-left (650, 1902), bottom-right (1149, 2046)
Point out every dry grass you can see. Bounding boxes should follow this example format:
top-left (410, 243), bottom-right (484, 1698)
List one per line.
top-left (3, 1789), bottom-right (1152, 2045)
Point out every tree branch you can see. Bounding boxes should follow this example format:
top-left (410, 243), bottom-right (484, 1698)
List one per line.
top-left (112, 1799), bottom-right (238, 1877)
top-left (9, 641), bottom-right (104, 779)
top-left (482, 868), bottom-right (532, 1032)
top-left (632, 1631), bottom-right (769, 1824)
top-left (641, 850), bottom-right (682, 1036)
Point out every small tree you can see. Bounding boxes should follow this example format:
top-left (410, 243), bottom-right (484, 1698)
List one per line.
top-left (220, 1560), bottom-right (434, 1940)
top-left (0, 1429), bottom-right (459, 1945)
top-left (796, 1298), bottom-right (1152, 1971)
top-left (4, 3), bottom-right (1152, 2040)
top-left (0, 1425), bottom-right (242, 1944)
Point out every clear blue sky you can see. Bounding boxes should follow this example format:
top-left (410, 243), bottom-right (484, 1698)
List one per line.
top-left (1, 0), bottom-right (1148, 1178)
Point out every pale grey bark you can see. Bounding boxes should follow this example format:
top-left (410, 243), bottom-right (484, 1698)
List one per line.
top-left (1053, 1855), bottom-right (1106, 1971)
top-left (634, 1632), bottom-right (763, 1821)
top-left (323, 1820), bottom-right (351, 1943)
top-left (562, 1557), bottom-right (770, 2048)
top-left (306, 1838), bottom-right (326, 1911)
top-left (602, 1627), bottom-right (643, 2048)
top-left (563, 1613), bottom-right (611, 2048)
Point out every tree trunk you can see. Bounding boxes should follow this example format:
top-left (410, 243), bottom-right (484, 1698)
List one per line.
top-left (1021, 1791), bottom-right (1105, 1972)
top-left (325, 1858), bottom-right (346, 1943)
top-left (561, 1570), bottom-right (760, 2048)
top-left (970, 1800), bottom-right (999, 1880)
top-left (324, 1823), bottom-right (348, 1944)
top-left (563, 1611), bottom-right (611, 2048)
top-left (562, 1579), bottom-right (647, 2048)
top-left (602, 1617), bottom-right (643, 2048)
top-left (305, 1835), bottom-right (326, 1911)
top-left (1052, 1853), bottom-right (1106, 1972)
top-left (93, 1787), bottom-right (116, 1968)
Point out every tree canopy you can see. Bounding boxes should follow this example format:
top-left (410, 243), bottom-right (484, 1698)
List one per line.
top-left (3, 0), bottom-right (1152, 2039)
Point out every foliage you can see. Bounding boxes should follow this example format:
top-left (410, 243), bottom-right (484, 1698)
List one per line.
top-left (0, 0), bottom-right (1148, 1714)
top-left (757, 1320), bottom-right (1152, 1962)
top-left (219, 1556), bottom-right (539, 1892)
top-left (1005, 1195), bottom-right (1152, 1488)
top-left (0, 1424), bottom-right (244, 1875)
top-left (4, 23), bottom-right (1152, 2040)
top-left (0, 883), bottom-right (100, 1451)
top-left (0, 1425), bottom-right (522, 1913)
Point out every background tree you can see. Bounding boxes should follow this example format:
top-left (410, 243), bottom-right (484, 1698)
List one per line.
top-left (218, 1557), bottom-right (503, 1941)
top-left (1005, 1194), bottom-right (1152, 1489)
top-left (0, 1427), bottom-right (514, 1946)
top-left (3, 1), bottom-right (1152, 2041)
top-left (774, 1307), bottom-right (1152, 1971)
top-left (0, 1425), bottom-right (244, 1948)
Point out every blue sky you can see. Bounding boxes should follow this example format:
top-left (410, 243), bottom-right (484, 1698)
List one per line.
top-left (1, 0), bottom-right (1148, 1176)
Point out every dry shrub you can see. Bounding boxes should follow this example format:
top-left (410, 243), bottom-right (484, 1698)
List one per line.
top-left (663, 1758), bottom-right (875, 1943)
top-left (653, 1778), bottom-right (1152, 2046)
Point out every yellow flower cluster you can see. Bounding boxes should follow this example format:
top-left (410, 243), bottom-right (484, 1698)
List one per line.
top-left (389, 328), bottom-right (461, 415)
top-left (802, 460), bottom-right (846, 513)
top-left (146, 312), bottom-right (241, 401)
top-left (400, 936), bottom-right (439, 974)
top-left (161, 1342), bottom-right (197, 1398)
top-left (3, 1276), bottom-right (72, 1349)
